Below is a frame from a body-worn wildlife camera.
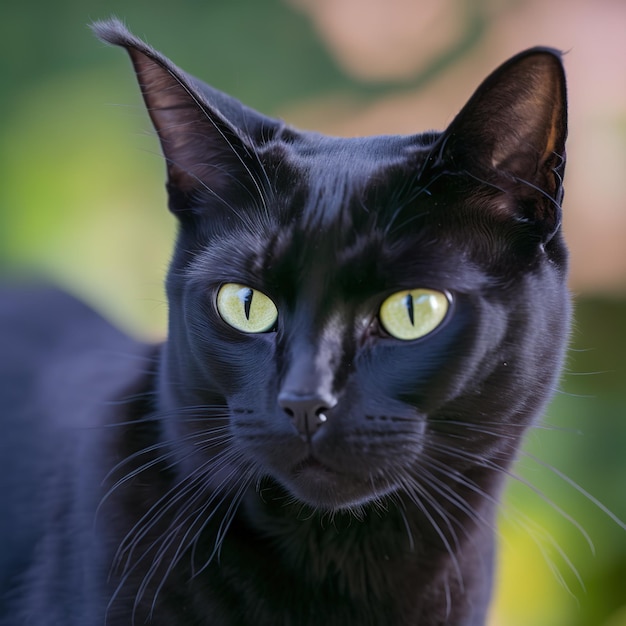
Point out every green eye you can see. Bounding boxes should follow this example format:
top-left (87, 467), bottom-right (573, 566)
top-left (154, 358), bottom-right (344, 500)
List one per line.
top-left (216, 283), bottom-right (278, 333)
top-left (379, 289), bottom-right (449, 341)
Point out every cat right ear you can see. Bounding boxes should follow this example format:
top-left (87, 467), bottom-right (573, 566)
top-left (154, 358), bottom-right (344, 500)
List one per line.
top-left (92, 18), bottom-right (278, 216)
top-left (436, 47), bottom-right (567, 238)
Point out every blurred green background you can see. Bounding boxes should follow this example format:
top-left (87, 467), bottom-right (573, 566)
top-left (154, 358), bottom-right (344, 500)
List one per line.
top-left (1, 1), bottom-right (625, 624)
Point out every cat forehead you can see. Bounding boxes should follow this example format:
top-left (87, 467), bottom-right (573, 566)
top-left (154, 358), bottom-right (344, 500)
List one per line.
top-left (274, 130), bottom-right (428, 180)
top-left (185, 128), bottom-right (495, 292)
top-left (188, 132), bottom-right (445, 277)
top-left (261, 130), bottom-right (434, 227)
top-left (188, 202), bottom-right (469, 298)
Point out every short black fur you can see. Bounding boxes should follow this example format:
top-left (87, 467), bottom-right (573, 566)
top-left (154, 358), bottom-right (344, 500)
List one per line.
top-left (0, 19), bottom-right (569, 625)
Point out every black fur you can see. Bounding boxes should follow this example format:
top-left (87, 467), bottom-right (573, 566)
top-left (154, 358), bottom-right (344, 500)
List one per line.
top-left (0, 19), bottom-right (569, 625)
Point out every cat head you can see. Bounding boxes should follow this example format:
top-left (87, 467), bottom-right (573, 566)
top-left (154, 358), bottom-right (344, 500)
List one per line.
top-left (94, 19), bottom-right (569, 513)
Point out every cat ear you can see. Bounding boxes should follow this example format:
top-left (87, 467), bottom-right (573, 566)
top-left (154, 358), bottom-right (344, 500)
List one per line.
top-left (438, 48), bottom-right (567, 236)
top-left (92, 18), bottom-right (278, 215)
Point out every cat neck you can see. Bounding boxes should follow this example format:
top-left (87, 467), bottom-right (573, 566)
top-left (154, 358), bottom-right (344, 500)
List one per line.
top-left (220, 480), bottom-right (498, 625)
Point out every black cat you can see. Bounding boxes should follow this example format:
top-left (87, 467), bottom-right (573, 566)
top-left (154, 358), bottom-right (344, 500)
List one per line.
top-left (0, 18), bottom-right (569, 626)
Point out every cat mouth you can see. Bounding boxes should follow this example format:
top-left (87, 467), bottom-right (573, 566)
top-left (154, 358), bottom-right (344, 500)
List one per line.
top-left (292, 455), bottom-right (337, 476)
top-left (282, 454), bottom-right (389, 510)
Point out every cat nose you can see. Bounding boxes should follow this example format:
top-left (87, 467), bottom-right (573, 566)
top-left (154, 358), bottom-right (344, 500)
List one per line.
top-left (278, 391), bottom-right (336, 440)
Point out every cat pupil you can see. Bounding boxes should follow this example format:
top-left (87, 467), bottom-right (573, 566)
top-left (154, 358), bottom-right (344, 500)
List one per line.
top-left (404, 293), bottom-right (415, 326)
top-left (239, 287), bottom-right (253, 320)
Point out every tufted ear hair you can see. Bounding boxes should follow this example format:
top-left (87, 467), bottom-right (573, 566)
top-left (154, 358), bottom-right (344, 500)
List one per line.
top-left (92, 18), bottom-right (281, 216)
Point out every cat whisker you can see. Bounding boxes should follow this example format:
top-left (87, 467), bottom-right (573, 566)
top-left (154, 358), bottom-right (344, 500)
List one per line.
top-left (425, 439), bottom-right (502, 468)
top-left (416, 463), bottom-right (495, 532)
top-left (107, 445), bottom-right (253, 623)
top-left (395, 472), bottom-right (465, 592)
top-left (191, 466), bottom-right (258, 574)
top-left (497, 496), bottom-right (585, 598)
top-left (417, 454), bottom-right (587, 600)
top-left (98, 426), bottom-right (231, 508)
top-left (102, 390), bottom-right (157, 407)
top-left (428, 435), bottom-right (598, 548)
top-left (522, 451), bottom-right (626, 533)
top-left (112, 443), bottom-right (242, 573)
top-left (141, 463), bottom-right (256, 619)
top-left (425, 431), bottom-right (600, 595)
top-left (422, 456), bottom-right (499, 507)
top-left (95, 403), bottom-right (231, 430)
top-left (390, 494), bottom-right (416, 552)
top-left (502, 458), bottom-right (596, 555)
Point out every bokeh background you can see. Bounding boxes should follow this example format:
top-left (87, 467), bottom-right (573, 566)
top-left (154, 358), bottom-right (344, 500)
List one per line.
top-left (1, 0), bottom-right (625, 623)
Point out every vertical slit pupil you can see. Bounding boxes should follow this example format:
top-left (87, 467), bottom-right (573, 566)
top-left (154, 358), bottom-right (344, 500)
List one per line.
top-left (243, 288), bottom-right (253, 320)
top-left (404, 293), bottom-right (415, 326)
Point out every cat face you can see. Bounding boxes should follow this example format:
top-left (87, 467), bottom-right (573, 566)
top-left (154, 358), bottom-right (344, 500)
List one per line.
top-left (179, 135), bottom-right (463, 509)
top-left (95, 20), bottom-right (569, 513)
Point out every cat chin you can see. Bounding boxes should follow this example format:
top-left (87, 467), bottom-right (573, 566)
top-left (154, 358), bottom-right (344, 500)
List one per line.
top-left (271, 457), bottom-right (399, 512)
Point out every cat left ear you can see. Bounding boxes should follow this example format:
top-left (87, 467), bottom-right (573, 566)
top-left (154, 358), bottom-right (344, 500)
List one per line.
top-left (438, 48), bottom-right (567, 237)
top-left (92, 18), bottom-right (278, 216)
